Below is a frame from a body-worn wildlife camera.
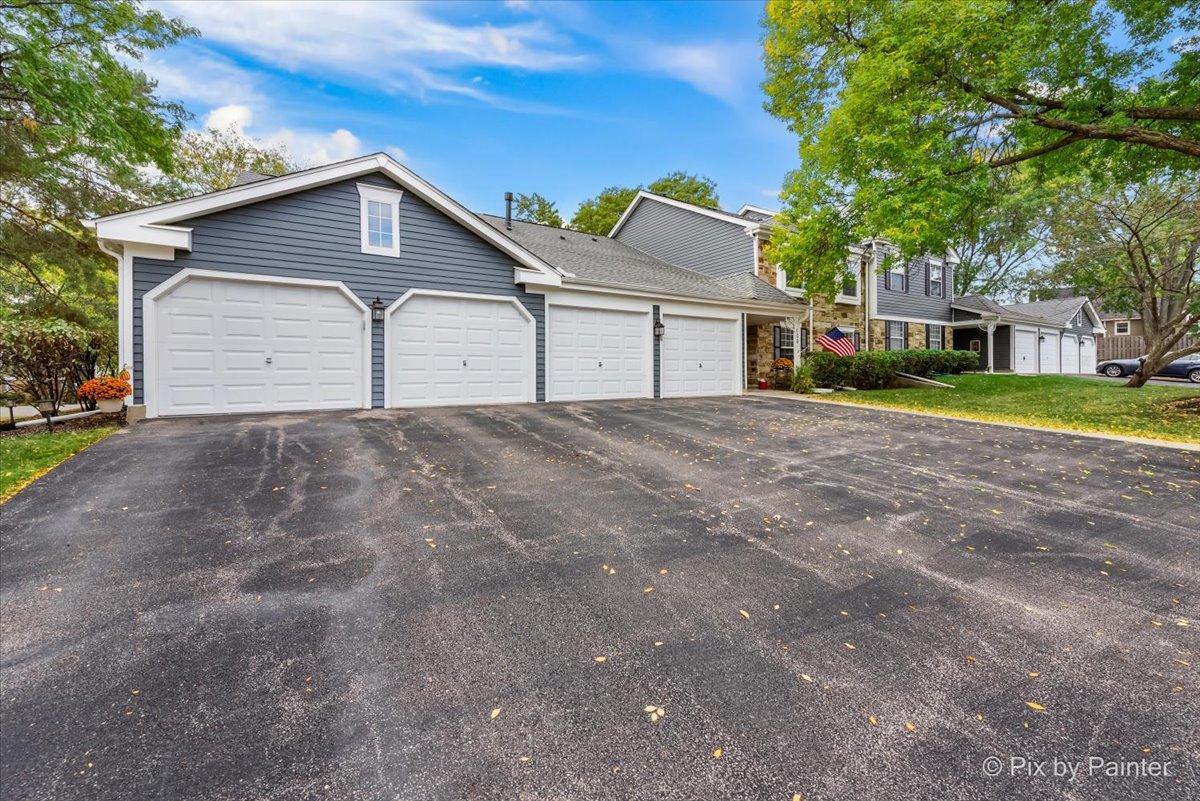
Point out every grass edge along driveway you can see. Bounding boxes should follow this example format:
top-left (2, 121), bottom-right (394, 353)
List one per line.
top-left (817, 374), bottom-right (1200, 444)
top-left (0, 426), bottom-right (118, 503)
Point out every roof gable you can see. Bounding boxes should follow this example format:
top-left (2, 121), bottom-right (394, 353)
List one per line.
top-left (87, 153), bottom-right (562, 283)
top-left (609, 191), bottom-right (762, 238)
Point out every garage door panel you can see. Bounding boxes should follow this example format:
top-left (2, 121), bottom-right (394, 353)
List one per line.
top-left (153, 275), bottom-right (366, 416)
top-left (548, 305), bottom-right (649, 401)
top-left (661, 314), bottom-right (738, 398)
top-left (1015, 330), bottom-right (1038, 374)
top-left (1061, 335), bottom-right (1078, 373)
top-left (389, 294), bottom-right (532, 407)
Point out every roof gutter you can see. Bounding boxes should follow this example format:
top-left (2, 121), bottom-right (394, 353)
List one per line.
top-left (559, 276), bottom-right (809, 314)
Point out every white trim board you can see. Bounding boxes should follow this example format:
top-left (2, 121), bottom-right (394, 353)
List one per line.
top-left (140, 268), bottom-right (372, 419)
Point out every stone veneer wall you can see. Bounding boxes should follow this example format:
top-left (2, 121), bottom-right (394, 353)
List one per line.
top-left (747, 324), bottom-right (776, 383)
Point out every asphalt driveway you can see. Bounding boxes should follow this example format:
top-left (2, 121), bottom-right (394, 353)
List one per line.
top-left (1, 398), bottom-right (1197, 800)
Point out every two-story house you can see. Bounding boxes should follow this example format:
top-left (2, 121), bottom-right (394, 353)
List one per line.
top-left (610, 192), bottom-right (961, 385)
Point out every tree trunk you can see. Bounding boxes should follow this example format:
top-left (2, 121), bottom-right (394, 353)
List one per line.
top-left (1124, 367), bottom-right (1152, 388)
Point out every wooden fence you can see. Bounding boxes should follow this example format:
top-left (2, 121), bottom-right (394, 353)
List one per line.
top-left (1098, 335), bottom-right (1197, 361)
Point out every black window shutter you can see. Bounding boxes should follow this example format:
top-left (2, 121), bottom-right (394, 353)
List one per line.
top-left (925, 260), bottom-right (931, 296)
top-left (773, 326), bottom-right (780, 360)
top-left (903, 322), bottom-right (909, 346)
top-left (884, 262), bottom-right (891, 291)
top-left (904, 262), bottom-right (910, 293)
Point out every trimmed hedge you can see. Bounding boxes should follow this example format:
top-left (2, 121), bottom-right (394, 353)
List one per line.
top-left (804, 349), bottom-right (978, 390)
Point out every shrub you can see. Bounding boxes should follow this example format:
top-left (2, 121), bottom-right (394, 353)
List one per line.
top-left (791, 361), bottom-right (815, 393)
top-left (0, 319), bottom-right (90, 414)
top-left (806, 348), bottom-right (979, 389)
top-left (77, 376), bottom-right (131, 402)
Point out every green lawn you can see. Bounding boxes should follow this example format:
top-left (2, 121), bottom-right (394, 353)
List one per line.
top-left (819, 374), bottom-right (1200, 444)
top-left (0, 426), bottom-right (117, 502)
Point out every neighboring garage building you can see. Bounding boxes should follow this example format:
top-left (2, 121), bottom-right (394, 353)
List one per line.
top-left (88, 153), bottom-right (805, 419)
top-left (950, 295), bottom-right (1104, 375)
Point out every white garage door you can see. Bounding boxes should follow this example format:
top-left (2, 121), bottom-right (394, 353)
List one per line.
top-left (1060, 334), bottom-right (1078, 373)
top-left (389, 293), bottom-right (532, 407)
top-left (1039, 332), bottom-right (1059, 374)
top-left (1079, 337), bottom-right (1096, 372)
top-left (661, 314), bottom-right (739, 397)
top-left (1014, 329), bottom-right (1038, 374)
top-left (548, 305), bottom-right (649, 401)
top-left (151, 274), bottom-right (367, 416)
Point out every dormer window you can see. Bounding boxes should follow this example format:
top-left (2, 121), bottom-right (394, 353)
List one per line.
top-left (358, 183), bottom-right (403, 257)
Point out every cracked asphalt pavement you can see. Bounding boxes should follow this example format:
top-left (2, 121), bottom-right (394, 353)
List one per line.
top-left (1, 397), bottom-right (1197, 800)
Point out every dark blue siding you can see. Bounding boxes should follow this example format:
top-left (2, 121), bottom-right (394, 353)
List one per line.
top-left (953, 324), bottom-right (1012, 371)
top-left (132, 173), bottom-right (545, 405)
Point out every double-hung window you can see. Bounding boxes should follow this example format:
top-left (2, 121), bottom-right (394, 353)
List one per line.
top-left (928, 260), bottom-right (943, 298)
top-left (885, 258), bottom-right (907, 292)
top-left (358, 183), bottom-right (403, 257)
top-left (926, 324), bottom-right (943, 349)
top-left (837, 257), bottom-right (860, 304)
top-left (887, 320), bottom-right (907, 351)
top-left (1114, 320), bottom-right (1131, 335)
top-left (774, 326), bottom-right (795, 362)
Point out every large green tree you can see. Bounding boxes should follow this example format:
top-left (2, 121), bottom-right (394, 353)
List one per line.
top-left (1043, 173), bottom-right (1198, 387)
top-left (512, 192), bottom-right (564, 228)
top-left (570, 172), bottom-right (720, 235)
top-left (761, 0), bottom-right (1200, 298)
top-left (1, 0), bottom-right (193, 331)
top-left (161, 125), bottom-right (297, 198)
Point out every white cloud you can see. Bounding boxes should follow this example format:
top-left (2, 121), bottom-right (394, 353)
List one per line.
top-left (150, 0), bottom-right (586, 104)
top-left (268, 127), bottom-right (362, 165)
top-left (385, 145), bottom-right (409, 163)
top-left (504, 0), bottom-right (532, 9)
top-left (203, 104), bottom-right (253, 133)
top-left (640, 41), bottom-right (760, 105)
top-left (141, 48), bottom-right (264, 108)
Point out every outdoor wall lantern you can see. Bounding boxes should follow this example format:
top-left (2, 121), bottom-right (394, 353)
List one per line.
top-left (1038, 335), bottom-right (1046, 342)
top-left (371, 297), bottom-right (386, 323)
top-left (653, 319), bottom-right (665, 339)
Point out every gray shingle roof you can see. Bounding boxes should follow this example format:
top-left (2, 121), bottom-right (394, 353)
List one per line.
top-left (1002, 297), bottom-right (1088, 326)
top-left (715, 272), bottom-right (799, 304)
top-left (954, 294), bottom-right (1062, 325)
top-left (478, 215), bottom-right (802, 308)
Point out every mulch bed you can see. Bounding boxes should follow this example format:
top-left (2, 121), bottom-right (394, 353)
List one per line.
top-left (1162, 396), bottom-right (1200, 415)
top-left (0, 411), bottom-right (124, 439)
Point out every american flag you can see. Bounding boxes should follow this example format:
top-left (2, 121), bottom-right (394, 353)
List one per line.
top-left (816, 326), bottom-right (857, 357)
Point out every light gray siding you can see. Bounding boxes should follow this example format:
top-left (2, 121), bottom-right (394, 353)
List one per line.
top-left (614, 199), bottom-right (751, 279)
top-left (131, 173), bottom-right (544, 406)
top-left (874, 248), bottom-right (954, 322)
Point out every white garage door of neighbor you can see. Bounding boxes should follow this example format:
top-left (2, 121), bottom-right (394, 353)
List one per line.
top-left (1014, 329), bottom-right (1039, 374)
top-left (152, 275), bottom-right (366, 416)
top-left (1079, 337), bottom-right (1097, 372)
top-left (1060, 334), bottom-right (1079, 373)
top-left (661, 314), bottom-right (739, 397)
top-left (1039, 332), bottom-right (1059, 374)
top-left (390, 294), bottom-right (532, 407)
top-left (548, 305), bottom-right (649, 401)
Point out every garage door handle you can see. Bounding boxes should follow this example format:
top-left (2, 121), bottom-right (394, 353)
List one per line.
top-left (265, 357), bottom-right (272, 364)
top-left (598, 361), bottom-right (603, 368)
top-left (699, 362), bottom-right (703, 368)
top-left (462, 359), bottom-right (467, 367)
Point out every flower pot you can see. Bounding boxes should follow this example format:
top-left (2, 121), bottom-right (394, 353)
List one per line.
top-left (97, 398), bottom-right (124, 413)
top-left (757, 379), bottom-right (769, 390)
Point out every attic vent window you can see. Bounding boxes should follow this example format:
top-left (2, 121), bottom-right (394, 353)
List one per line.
top-left (357, 183), bottom-right (403, 257)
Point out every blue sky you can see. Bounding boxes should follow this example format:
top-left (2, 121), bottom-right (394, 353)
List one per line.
top-left (143, 0), bottom-right (797, 219)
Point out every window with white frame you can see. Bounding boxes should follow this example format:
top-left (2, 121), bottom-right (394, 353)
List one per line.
top-left (926, 324), bottom-right (943, 349)
top-left (1114, 320), bottom-right (1131, 335)
top-left (886, 257), bottom-right (907, 292)
top-left (357, 183), bottom-right (403, 257)
top-left (840, 327), bottom-right (861, 351)
top-left (837, 257), bottom-right (860, 303)
top-left (928, 260), bottom-right (943, 298)
top-left (886, 320), bottom-right (906, 351)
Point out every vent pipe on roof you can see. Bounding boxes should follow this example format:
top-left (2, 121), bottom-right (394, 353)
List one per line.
top-left (504, 191), bottom-right (513, 230)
